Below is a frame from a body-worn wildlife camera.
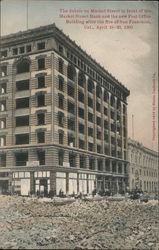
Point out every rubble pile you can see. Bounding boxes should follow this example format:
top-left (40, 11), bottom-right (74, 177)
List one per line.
top-left (0, 195), bottom-right (158, 249)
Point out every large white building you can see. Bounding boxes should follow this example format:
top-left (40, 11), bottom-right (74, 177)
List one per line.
top-left (128, 138), bottom-right (158, 194)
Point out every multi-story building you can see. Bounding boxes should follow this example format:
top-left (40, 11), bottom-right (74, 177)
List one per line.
top-left (128, 138), bottom-right (158, 194)
top-left (0, 23), bottom-right (130, 196)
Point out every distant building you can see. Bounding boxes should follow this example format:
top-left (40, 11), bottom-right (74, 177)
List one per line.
top-left (0, 24), bottom-right (130, 196)
top-left (128, 138), bottom-right (158, 194)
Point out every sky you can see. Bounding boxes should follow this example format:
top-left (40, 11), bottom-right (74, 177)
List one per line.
top-left (0, 0), bottom-right (158, 151)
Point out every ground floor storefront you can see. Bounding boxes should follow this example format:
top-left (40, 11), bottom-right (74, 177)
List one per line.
top-left (0, 167), bottom-right (128, 197)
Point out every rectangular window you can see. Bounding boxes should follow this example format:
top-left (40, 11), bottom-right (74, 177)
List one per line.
top-left (26, 45), bottom-right (32, 52)
top-left (58, 59), bottom-right (63, 74)
top-left (68, 118), bottom-right (75, 131)
top-left (59, 133), bottom-right (64, 144)
top-left (79, 123), bottom-right (85, 134)
top-left (79, 139), bottom-right (85, 149)
top-left (78, 91), bottom-right (84, 103)
top-left (88, 97), bottom-right (93, 108)
top-left (16, 79), bottom-right (29, 91)
top-left (38, 58), bottom-right (45, 70)
top-left (13, 48), bottom-right (18, 55)
top-left (78, 107), bottom-right (84, 119)
top-left (37, 94), bottom-right (45, 107)
top-left (96, 102), bottom-right (101, 112)
top-left (88, 143), bottom-right (94, 152)
top-left (68, 101), bottom-right (75, 114)
top-left (16, 97), bottom-right (29, 109)
top-left (96, 116), bottom-right (101, 126)
top-left (58, 112), bottom-right (64, 127)
top-left (15, 152), bottom-right (28, 166)
top-left (1, 154), bottom-right (6, 167)
top-left (58, 94), bottom-right (64, 109)
top-left (37, 151), bottom-right (45, 165)
top-left (16, 134), bottom-right (29, 145)
top-left (37, 113), bottom-right (45, 125)
top-left (59, 77), bottom-right (64, 91)
top-left (38, 76), bottom-right (45, 88)
top-left (67, 84), bottom-right (75, 97)
top-left (16, 116), bottom-right (29, 127)
top-left (19, 47), bottom-right (25, 54)
top-left (0, 83), bottom-right (7, 94)
top-left (37, 131), bottom-right (45, 143)
top-left (88, 127), bottom-right (93, 137)
top-left (0, 65), bottom-right (7, 77)
top-left (88, 112), bottom-right (93, 123)
top-left (37, 42), bottom-right (45, 50)
top-left (1, 50), bottom-right (7, 58)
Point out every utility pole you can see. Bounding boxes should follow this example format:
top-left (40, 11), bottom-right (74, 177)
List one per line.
top-left (132, 114), bottom-right (134, 140)
top-left (26, 0), bottom-right (28, 30)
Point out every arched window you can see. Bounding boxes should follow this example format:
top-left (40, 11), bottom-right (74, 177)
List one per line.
top-left (67, 64), bottom-right (76, 81)
top-left (16, 59), bottom-right (30, 74)
top-left (96, 85), bottom-right (102, 98)
top-left (110, 95), bottom-right (115, 107)
top-left (78, 71), bottom-right (86, 87)
top-left (88, 78), bottom-right (94, 93)
top-left (104, 90), bottom-right (109, 102)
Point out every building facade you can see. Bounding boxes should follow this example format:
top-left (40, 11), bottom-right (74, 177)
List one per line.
top-left (128, 138), bottom-right (158, 194)
top-left (0, 24), bottom-right (130, 196)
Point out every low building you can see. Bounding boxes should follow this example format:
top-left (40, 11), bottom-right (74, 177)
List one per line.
top-left (128, 138), bottom-right (158, 194)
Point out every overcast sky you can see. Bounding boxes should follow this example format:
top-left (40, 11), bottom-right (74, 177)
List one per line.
top-left (1, 0), bottom-right (158, 151)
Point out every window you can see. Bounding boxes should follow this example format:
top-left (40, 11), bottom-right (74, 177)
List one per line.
top-left (1, 50), bottom-right (7, 58)
top-left (104, 107), bottom-right (108, 116)
top-left (97, 130), bottom-right (101, 140)
top-left (96, 102), bottom-right (101, 112)
top-left (13, 48), bottom-right (18, 55)
top-left (0, 119), bottom-right (6, 129)
top-left (88, 97), bottom-right (93, 108)
top-left (0, 65), bottom-right (7, 77)
top-left (16, 116), bottom-right (29, 127)
top-left (104, 90), bottom-right (109, 102)
top-left (79, 123), bottom-right (85, 134)
top-left (37, 151), bottom-right (45, 165)
top-left (0, 83), bottom-right (7, 94)
top-left (80, 155), bottom-right (85, 168)
top-left (58, 112), bottom-right (64, 127)
top-left (88, 79), bottom-right (94, 93)
top-left (58, 59), bottom-right (63, 74)
top-left (0, 136), bottom-right (6, 146)
top-left (88, 127), bottom-right (93, 137)
top-left (68, 101), bottom-right (75, 114)
top-left (89, 158), bottom-right (95, 170)
top-left (96, 116), bottom-right (101, 126)
top-left (16, 97), bottom-right (29, 109)
top-left (69, 153), bottom-right (76, 167)
top-left (79, 139), bottom-right (85, 149)
top-left (0, 154), bottom-right (6, 167)
top-left (16, 134), bottom-right (29, 145)
top-left (58, 150), bottom-right (64, 166)
top-left (59, 76), bottom-right (64, 91)
top-left (38, 58), bottom-right (45, 70)
top-left (58, 94), bottom-right (64, 109)
top-left (16, 60), bottom-right (30, 74)
top-left (78, 107), bottom-right (84, 119)
top-left (59, 45), bottom-right (63, 53)
top-left (112, 162), bottom-right (116, 172)
top-left (15, 152), bottom-right (28, 166)
top-left (68, 133), bottom-right (75, 146)
top-left (98, 159), bottom-right (103, 171)
top-left (88, 112), bottom-right (93, 123)
top-left (78, 91), bottom-right (84, 103)
top-left (0, 101), bottom-right (6, 112)
top-left (97, 144), bottom-right (101, 153)
top-left (104, 120), bottom-right (108, 129)
top-left (105, 160), bottom-right (110, 172)
top-left (68, 118), bottom-right (75, 131)
top-left (37, 42), bottom-right (45, 50)
top-left (96, 85), bottom-right (102, 98)
top-left (19, 47), bottom-right (25, 54)
top-left (111, 95), bottom-right (115, 107)
top-left (78, 71), bottom-right (86, 87)
top-left (37, 131), bottom-right (45, 143)
top-left (59, 131), bottom-right (64, 144)
top-left (67, 64), bottom-right (76, 81)
top-left (37, 113), bottom-right (45, 125)
top-left (105, 146), bottom-right (109, 155)
top-left (68, 84), bottom-right (75, 97)
top-left (88, 142), bottom-right (94, 152)
top-left (38, 76), bottom-right (45, 88)
top-left (37, 94), bottom-right (45, 107)
top-left (26, 45), bottom-right (32, 52)
top-left (16, 79), bottom-right (29, 91)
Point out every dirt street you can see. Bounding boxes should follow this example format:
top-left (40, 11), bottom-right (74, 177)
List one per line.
top-left (0, 195), bottom-right (158, 249)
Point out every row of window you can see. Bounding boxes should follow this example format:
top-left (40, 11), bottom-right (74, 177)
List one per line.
top-left (0, 42), bottom-right (45, 58)
top-left (58, 44), bottom-right (125, 101)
